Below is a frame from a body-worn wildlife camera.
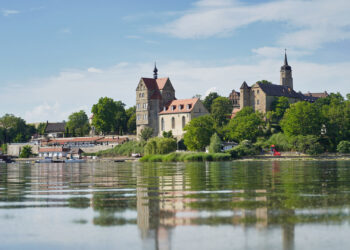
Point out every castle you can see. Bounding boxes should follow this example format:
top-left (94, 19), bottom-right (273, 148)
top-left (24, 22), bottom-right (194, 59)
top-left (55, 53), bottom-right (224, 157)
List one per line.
top-left (229, 52), bottom-right (328, 115)
top-left (136, 65), bottom-right (208, 139)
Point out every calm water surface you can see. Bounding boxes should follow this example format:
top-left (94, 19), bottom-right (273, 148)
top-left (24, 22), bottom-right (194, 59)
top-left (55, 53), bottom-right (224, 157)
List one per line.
top-left (1, 161), bottom-right (350, 250)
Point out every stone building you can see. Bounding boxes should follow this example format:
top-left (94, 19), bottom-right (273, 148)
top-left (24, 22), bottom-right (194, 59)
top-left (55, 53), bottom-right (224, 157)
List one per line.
top-left (235, 52), bottom-right (327, 115)
top-left (158, 98), bottom-right (208, 139)
top-left (136, 66), bottom-right (208, 139)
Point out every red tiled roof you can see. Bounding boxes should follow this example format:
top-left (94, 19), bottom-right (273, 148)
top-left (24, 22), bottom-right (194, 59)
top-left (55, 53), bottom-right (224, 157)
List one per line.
top-left (159, 98), bottom-right (199, 114)
top-left (141, 77), bottom-right (169, 90)
top-left (303, 92), bottom-right (328, 98)
top-left (156, 78), bottom-right (168, 90)
top-left (231, 108), bottom-right (241, 119)
top-left (39, 147), bottom-right (69, 153)
top-left (46, 137), bottom-right (104, 145)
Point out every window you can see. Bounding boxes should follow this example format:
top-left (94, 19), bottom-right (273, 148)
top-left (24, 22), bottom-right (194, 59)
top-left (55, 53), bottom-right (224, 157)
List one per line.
top-left (257, 90), bottom-right (259, 94)
top-left (143, 103), bottom-right (148, 110)
top-left (137, 103), bottom-right (140, 110)
top-left (171, 105), bottom-right (176, 111)
top-left (172, 117), bottom-right (175, 129)
top-left (161, 118), bottom-right (164, 131)
top-left (182, 116), bottom-right (186, 128)
top-left (137, 115), bottom-right (140, 121)
top-left (257, 99), bottom-right (260, 105)
top-left (143, 114), bottom-right (148, 120)
top-left (187, 104), bottom-right (192, 110)
top-left (180, 105), bottom-right (184, 110)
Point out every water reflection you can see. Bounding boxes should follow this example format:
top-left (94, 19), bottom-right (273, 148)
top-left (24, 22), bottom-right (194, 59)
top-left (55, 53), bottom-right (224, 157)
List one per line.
top-left (1, 161), bottom-right (350, 249)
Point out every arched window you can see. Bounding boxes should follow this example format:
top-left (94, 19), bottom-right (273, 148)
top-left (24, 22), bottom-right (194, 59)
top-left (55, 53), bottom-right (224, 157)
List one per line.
top-left (172, 117), bottom-right (175, 129)
top-left (182, 116), bottom-right (186, 128)
top-left (161, 118), bottom-right (164, 131)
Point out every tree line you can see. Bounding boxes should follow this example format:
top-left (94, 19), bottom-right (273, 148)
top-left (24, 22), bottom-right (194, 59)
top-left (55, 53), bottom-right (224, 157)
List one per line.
top-left (183, 90), bottom-right (350, 155)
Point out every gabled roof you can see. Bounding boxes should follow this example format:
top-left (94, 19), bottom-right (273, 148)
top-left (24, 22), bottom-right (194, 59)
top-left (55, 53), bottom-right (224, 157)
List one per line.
top-left (45, 122), bottom-right (66, 133)
top-left (159, 98), bottom-right (199, 114)
top-left (141, 77), bottom-right (169, 90)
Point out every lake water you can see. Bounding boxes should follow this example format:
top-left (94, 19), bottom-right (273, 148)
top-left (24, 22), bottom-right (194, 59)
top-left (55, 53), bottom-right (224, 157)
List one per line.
top-left (1, 161), bottom-right (350, 250)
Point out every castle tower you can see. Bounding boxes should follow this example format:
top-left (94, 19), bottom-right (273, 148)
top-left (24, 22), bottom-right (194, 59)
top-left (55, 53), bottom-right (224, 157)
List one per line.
top-left (280, 50), bottom-right (293, 89)
top-left (239, 81), bottom-right (250, 109)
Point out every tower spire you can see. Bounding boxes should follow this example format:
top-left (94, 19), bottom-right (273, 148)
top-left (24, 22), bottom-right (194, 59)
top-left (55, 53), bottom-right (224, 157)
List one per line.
top-left (153, 62), bottom-right (158, 79)
top-left (284, 48), bottom-right (288, 66)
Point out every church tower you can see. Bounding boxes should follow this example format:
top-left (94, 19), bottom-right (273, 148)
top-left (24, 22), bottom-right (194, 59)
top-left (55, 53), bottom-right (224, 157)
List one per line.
top-left (280, 50), bottom-right (293, 89)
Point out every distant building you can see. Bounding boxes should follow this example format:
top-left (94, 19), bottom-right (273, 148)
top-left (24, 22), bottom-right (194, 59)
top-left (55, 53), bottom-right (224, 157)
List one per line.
top-left (158, 98), bottom-right (208, 139)
top-left (237, 51), bottom-right (327, 114)
top-left (45, 121), bottom-right (66, 138)
top-left (136, 65), bottom-right (208, 139)
top-left (39, 147), bottom-right (69, 158)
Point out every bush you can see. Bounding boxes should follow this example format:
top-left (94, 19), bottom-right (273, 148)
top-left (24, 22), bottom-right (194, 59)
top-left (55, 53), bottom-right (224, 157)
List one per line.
top-left (289, 135), bottom-right (324, 155)
top-left (209, 133), bottom-right (222, 153)
top-left (144, 137), bottom-right (177, 155)
top-left (19, 145), bottom-right (32, 158)
top-left (265, 133), bottom-right (292, 152)
top-left (228, 140), bottom-right (258, 158)
top-left (337, 141), bottom-right (350, 153)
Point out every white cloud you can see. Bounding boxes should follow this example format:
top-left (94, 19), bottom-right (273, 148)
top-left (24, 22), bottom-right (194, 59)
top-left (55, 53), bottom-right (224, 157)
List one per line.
top-left (156, 0), bottom-right (350, 49)
top-left (87, 67), bottom-right (103, 73)
top-left (2, 9), bottom-right (20, 17)
top-left (1, 58), bottom-right (350, 123)
top-left (205, 87), bottom-right (218, 97)
top-left (59, 28), bottom-right (71, 34)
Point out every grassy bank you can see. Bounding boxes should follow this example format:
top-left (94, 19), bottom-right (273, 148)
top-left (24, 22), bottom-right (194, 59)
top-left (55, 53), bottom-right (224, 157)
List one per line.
top-left (84, 140), bottom-right (145, 157)
top-left (140, 152), bottom-right (231, 162)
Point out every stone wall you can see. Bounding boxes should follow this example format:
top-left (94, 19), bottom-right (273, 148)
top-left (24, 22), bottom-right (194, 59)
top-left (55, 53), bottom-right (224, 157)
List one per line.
top-left (8, 144), bottom-right (39, 157)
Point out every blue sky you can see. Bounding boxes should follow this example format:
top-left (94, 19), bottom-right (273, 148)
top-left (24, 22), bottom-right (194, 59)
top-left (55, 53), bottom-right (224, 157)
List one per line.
top-left (1, 0), bottom-right (350, 122)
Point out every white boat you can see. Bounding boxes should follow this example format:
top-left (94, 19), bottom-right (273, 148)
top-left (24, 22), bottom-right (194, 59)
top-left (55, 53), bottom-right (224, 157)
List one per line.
top-left (35, 157), bottom-right (52, 163)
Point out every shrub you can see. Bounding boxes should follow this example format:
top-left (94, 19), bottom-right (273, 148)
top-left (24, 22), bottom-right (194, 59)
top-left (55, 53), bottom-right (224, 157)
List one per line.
top-left (289, 135), bottom-right (324, 155)
top-left (228, 140), bottom-right (258, 158)
top-left (144, 137), bottom-right (177, 155)
top-left (140, 127), bottom-right (153, 141)
top-left (337, 141), bottom-right (350, 153)
top-left (266, 133), bottom-right (292, 151)
top-left (209, 133), bottom-right (222, 153)
top-left (19, 145), bottom-right (32, 158)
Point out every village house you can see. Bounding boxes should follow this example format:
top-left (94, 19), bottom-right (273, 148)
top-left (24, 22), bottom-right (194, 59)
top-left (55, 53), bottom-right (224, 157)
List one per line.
top-left (159, 98), bottom-right (208, 139)
top-left (45, 121), bottom-right (66, 138)
top-left (38, 147), bottom-right (69, 158)
top-left (67, 148), bottom-right (84, 159)
top-left (41, 136), bottom-right (128, 148)
top-left (136, 65), bottom-right (209, 139)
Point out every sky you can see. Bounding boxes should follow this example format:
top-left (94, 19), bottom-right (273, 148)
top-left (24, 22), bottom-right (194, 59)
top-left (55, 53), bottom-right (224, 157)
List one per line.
top-left (0, 0), bottom-right (350, 123)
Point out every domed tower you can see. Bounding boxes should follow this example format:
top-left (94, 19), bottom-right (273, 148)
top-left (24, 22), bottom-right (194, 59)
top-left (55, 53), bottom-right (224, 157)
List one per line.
top-left (280, 50), bottom-right (293, 89)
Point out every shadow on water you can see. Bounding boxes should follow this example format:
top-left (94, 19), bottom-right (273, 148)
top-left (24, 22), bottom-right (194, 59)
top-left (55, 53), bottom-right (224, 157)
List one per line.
top-left (1, 160), bottom-right (350, 249)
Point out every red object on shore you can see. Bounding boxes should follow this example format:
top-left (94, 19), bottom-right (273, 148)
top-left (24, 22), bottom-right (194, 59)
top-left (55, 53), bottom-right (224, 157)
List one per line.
top-left (272, 148), bottom-right (281, 156)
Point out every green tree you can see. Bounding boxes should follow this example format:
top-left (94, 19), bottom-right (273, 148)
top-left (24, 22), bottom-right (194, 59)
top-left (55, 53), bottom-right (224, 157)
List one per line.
top-left (271, 96), bottom-right (290, 121)
top-left (183, 115), bottom-right (215, 151)
top-left (140, 127), bottom-right (154, 141)
top-left (211, 97), bottom-right (232, 128)
top-left (125, 106), bottom-right (136, 134)
top-left (209, 133), bottom-right (222, 153)
top-left (256, 80), bottom-right (272, 84)
top-left (91, 97), bottom-right (127, 134)
top-left (203, 92), bottom-right (220, 113)
top-left (225, 107), bottom-right (263, 142)
top-left (280, 102), bottom-right (323, 137)
top-left (37, 123), bottom-right (47, 135)
top-left (67, 110), bottom-right (90, 137)
top-left (19, 145), bottom-right (32, 158)
top-left (0, 114), bottom-right (35, 143)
